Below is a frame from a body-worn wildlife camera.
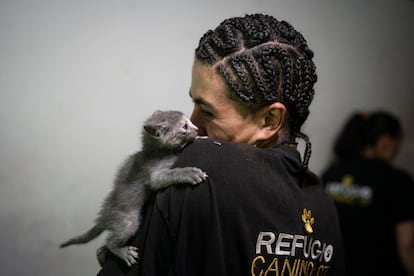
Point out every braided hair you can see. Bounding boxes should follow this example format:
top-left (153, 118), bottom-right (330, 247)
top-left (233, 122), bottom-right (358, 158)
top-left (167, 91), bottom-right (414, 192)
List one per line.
top-left (195, 13), bottom-right (317, 169)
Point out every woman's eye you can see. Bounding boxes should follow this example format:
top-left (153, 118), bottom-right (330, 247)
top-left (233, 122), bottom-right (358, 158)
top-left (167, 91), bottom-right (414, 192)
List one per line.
top-left (201, 109), bottom-right (213, 117)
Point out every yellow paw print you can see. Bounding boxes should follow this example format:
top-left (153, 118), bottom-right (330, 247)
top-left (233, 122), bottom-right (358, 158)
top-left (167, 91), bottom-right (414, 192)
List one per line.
top-left (301, 208), bottom-right (315, 233)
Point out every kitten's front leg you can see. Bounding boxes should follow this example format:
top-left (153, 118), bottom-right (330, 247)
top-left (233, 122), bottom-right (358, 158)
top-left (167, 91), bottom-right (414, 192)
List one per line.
top-left (150, 167), bottom-right (208, 190)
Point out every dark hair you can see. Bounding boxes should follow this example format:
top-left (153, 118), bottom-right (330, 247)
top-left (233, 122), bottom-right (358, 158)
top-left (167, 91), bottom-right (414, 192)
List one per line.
top-left (333, 110), bottom-right (402, 161)
top-left (195, 13), bottom-right (317, 168)
top-left (333, 112), bottom-right (368, 160)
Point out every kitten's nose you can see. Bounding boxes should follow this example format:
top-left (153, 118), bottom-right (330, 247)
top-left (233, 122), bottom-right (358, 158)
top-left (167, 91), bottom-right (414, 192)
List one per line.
top-left (191, 120), bottom-right (207, 136)
top-left (188, 120), bottom-right (198, 131)
top-left (190, 110), bottom-right (207, 136)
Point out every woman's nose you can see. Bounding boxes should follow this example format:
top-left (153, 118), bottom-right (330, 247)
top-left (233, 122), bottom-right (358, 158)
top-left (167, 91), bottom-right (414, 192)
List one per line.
top-left (190, 109), bottom-right (207, 136)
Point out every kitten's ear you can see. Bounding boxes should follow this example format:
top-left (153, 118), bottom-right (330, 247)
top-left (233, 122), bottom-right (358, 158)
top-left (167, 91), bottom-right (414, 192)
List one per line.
top-left (144, 121), bottom-right (168, 138)
top-left (144, 125), bottom-right (159, 137)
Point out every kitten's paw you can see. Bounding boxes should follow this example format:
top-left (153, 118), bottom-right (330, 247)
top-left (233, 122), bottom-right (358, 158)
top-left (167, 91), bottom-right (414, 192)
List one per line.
top-left (128, 246), bottom-right (139, 259)
top-left (187, 167), bottom-right (208, 185)
top-left (123, 246), bottom-right (139, 267)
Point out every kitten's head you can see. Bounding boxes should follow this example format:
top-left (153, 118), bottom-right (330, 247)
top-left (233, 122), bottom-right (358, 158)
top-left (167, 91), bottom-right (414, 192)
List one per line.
top-left (143, 110), bottom-right (199, 148)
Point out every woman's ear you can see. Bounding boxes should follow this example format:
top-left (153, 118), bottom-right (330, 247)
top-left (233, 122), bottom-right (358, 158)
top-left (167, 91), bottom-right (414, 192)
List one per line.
top-left (263, 102), bottom-right (286, 132)
top-left (254, 102), bottom-right (287, 144)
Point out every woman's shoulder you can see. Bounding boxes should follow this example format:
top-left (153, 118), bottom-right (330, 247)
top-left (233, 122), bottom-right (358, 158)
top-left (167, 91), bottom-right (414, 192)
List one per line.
top-left (175, 138), bottom-right (303, 177)
top-left (178, 138), bottom-right (254, 164)
top-left (173, 138), bottom-right (272, 180)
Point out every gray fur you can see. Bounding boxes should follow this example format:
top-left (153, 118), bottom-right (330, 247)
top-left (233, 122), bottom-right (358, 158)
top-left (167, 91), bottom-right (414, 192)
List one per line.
top-left (60, 110), bottom-right (207, 267)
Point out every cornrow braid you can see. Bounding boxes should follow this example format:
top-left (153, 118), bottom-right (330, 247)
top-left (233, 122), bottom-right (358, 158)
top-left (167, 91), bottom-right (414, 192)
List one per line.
top-left (195, 13), bottom-right (317, 168)
top-left (295, 132), bottom-right (312, 169)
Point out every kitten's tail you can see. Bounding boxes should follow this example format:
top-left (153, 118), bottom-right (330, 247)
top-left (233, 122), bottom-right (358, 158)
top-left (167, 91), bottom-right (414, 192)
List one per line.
top-left (60, 224), bottom-right (104, 248)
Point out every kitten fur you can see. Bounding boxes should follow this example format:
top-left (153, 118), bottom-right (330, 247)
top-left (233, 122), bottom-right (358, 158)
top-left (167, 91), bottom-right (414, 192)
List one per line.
top-left (60, 110), bottom-right (208, 267)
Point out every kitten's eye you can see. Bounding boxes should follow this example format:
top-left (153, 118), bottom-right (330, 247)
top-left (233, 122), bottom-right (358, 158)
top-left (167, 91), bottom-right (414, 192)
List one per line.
top-left (183, 122), bottom-right (188, 130)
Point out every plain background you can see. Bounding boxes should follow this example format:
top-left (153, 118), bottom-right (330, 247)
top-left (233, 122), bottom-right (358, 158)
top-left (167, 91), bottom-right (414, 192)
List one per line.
top-left (1, 0), bottom-right (413, 275)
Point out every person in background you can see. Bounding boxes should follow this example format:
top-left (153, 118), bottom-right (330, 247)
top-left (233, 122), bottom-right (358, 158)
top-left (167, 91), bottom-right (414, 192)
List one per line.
top-left (322, 110), bottom-right (414, 275)
top-left (98, 13), bottom-right (345, 275)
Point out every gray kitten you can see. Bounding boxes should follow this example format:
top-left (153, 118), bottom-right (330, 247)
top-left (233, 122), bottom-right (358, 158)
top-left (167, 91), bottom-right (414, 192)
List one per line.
top-left (60, 110), bottom-right (207, 267)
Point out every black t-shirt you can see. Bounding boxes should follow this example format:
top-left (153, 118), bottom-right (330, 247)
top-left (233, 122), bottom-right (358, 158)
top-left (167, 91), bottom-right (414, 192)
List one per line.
top-left (98, 139), bottom-right (345, 275)
top-left (321, 157), bottom-right (414, 276)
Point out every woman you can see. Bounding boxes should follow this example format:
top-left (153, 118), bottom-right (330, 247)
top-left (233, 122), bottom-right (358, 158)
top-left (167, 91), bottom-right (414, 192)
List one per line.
top-left (98, 13), bottom-right (345, 275)
top-left (322, 110), bottom-right (414, 275)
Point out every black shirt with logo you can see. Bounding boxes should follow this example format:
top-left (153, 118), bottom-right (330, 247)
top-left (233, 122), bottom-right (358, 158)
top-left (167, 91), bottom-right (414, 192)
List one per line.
top-left (322, 157), bottom-right (414, 276)
top-left (98, 139), bottom-right (345, 275)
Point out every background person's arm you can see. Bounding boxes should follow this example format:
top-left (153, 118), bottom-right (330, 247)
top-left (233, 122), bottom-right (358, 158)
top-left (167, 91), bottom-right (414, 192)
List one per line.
top-left (397, 221), bottom-right (414, 276)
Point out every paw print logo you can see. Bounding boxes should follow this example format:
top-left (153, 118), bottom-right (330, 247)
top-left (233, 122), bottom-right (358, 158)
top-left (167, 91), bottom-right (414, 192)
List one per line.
top-left (301, 208), bottom-right (315, 233)
top-left (341, 174), bottom-right (354, 187)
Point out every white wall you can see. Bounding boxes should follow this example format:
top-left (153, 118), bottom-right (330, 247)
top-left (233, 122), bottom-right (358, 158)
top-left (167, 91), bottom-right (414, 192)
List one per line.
top-left (1, 0), bottom-right (413, 275)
